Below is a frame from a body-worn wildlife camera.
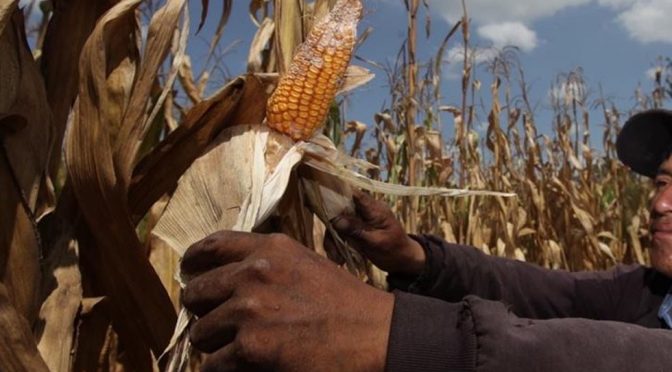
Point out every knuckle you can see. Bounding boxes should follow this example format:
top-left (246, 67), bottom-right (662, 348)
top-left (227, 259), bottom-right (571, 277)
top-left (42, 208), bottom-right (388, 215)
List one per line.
top-left (268, 233), bottom-right (294, 248)
top-left (181, 284), bottom-right (197, 309)
top-left (201, 232), bottom-right (225, 253)
top-left (182, 277), bottom-right (210, 311)
top-left (183, 232), bottom-right (224, 264)
top-left (246, 258), bottom-right (272, 281)
top-left (234, 296), bottom-right (262, 318)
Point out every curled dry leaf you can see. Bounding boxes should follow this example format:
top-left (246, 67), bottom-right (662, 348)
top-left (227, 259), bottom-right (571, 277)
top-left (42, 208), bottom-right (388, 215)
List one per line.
top-left (65, 0), bottom-right (179, 366)
top-left (345, 120), bottom-right (367, 156)
top-left (338, 65), bottom-right (375, 95)
top-left (0, 9), bottom-right (51, 330)
top-left (0, 283), bottom-right (49, 372)
top-left (247, 17), bottom-right (275, 73)
top-left (113, 0), bottom-right (187, 190)
top-left (0, 0), bottom-right (16, 37)
top-left (40, 0), bottom-right (112, 178)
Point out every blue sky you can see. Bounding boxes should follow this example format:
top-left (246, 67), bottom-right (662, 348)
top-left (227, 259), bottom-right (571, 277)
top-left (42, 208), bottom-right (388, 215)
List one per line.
top-left (19, 0), bottom-right (669, 150)
top-left (188, 0), bottom-right (670, 151)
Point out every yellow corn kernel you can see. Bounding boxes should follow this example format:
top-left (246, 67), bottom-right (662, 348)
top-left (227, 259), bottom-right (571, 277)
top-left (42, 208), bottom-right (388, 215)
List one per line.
top-left (266, 0), bottom-right (362, 141)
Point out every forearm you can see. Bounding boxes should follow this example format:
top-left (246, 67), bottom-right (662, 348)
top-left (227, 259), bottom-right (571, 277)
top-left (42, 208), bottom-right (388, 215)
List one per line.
top-left (387, 293), bottom-right (672, 372)
top-left (389, 234), bottom-right (578, 319)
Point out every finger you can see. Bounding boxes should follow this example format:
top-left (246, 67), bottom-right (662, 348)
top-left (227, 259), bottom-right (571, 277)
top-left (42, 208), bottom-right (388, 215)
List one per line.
top-left (201, 346), bottom-right (238, 372)
top-left (182, 231), bottom-right (264, 276)
top-left (331, 214), bottom-right (366, 239)
top-left (182, 263), bottom-right (241, 317)
top-left (201, 340), bottom-right (269, 372)
top-left (330, 214), bottom-right (377, 250)
top-left (200, 343), bottom-right (252, 372)
top-left (190, 303), bottom-right (237, 354)
top-left (352, 189), bottom-right (389, 222)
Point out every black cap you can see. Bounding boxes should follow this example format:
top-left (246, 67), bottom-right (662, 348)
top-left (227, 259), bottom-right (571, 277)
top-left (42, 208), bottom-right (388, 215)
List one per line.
top-left (616, 109), bottom-right (672, 178)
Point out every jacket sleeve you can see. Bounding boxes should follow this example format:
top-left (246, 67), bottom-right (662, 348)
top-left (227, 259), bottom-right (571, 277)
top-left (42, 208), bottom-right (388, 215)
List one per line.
top-left (387, 234), bottom-right (655, 320)
top-left (386, 292), bottom-right (672, 372)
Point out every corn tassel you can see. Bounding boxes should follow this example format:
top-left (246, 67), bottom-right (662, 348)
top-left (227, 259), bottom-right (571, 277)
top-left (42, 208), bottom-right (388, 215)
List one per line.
top-left (266, 0), bottom-right (362, 141)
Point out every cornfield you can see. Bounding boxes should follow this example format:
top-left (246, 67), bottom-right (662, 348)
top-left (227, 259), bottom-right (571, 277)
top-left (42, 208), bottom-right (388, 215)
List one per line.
top-left (0, 0), bottom-right (670, 370)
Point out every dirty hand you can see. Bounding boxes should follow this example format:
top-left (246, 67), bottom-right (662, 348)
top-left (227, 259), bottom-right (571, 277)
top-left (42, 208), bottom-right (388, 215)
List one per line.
top-left (181, 231), bottom-right (394, 372)
top-left (330, 190), bottom-right (425, 275)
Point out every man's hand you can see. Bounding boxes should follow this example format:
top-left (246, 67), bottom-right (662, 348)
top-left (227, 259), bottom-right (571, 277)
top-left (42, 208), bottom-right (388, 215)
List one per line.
top-left (181, 231), bottom-right (394, 372)
top-left (330, 190), bottom-right (425, 275)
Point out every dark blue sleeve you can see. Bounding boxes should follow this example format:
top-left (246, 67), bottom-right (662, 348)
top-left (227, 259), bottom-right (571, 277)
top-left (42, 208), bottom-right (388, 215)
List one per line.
top-left (386, 292), bottom-right (672, 372)
top-left (387, 234), bottom-right (657, 321)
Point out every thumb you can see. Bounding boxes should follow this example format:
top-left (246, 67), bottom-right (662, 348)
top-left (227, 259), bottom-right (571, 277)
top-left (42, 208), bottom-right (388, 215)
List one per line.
top-left (331, 214), bottom-right (361, 236)
top-left (352, 189), bottom-right (389, 223)
top-left (330, 214), bottom-right (372, 243)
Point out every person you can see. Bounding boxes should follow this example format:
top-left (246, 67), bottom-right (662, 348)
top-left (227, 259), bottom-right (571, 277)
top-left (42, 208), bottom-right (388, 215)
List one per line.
top-left (181, 109), bottom-right (672, 371)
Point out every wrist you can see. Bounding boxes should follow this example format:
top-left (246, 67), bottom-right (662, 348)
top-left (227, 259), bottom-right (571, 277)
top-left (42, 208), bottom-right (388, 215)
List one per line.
top-left (397, 235), bottom-right (426, 275)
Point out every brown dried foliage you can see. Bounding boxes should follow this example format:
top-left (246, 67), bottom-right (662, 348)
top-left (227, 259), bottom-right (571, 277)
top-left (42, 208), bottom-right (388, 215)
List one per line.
top-left (0, 0), bottom-right (667, 371)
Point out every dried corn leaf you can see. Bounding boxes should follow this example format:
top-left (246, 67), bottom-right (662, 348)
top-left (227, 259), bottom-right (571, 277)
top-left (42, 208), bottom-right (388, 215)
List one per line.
top-left (0, 148), bottom-right (42, 330)
top-left (1, 10), bottom-right (52, 213)
top-left (247, 17), bottom-right (275, 73)
top-left (0, 9), bottom-right (51, 326)
top-left (113, 0), bottom-right (187, 190)
top-left (303, 156), bottom-right (515, 198)
top-left (41, 0), bottom-right (113, 177)
top-left (273, 0), bottom-right (303, 74)
top-left (0, 283), bottom-right (49, 372)
top-left (65, 0), bottom-right (176, 366)
top-left (0, 0), bottom-right (16, 37)
top-left (178, 56), bottom-right (202, 103)
top-left (338, 65), bottom-right (374, 95)
top-left (129, 75), bottom-right (268, 222)
top-left (628, 215), bottom-right (645, 264)
top-left (35, 230), bottom-right (81, 372)
top-left (71, 297), bottom-right (112, 371)
top-left (345, 120), bottom-right (367, 157)
top-left (145, 3), bottom-right (190, 130)
top-left (201, 0), bottom-right (232, 64)
top-left (249, 0), bottom-right (271, 27)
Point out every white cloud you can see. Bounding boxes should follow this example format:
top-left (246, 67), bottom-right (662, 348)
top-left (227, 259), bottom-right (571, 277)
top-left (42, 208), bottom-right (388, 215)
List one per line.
top-left (429, 0), bottom-right (592, 24)
top-left (616, 0), bottom-right (672, 43)
top-left (477, 22), bottom-right (538, 52)
top-left (596, 0), bottom-right (637, 9)
top-left (428, 0), bottom-right (672, 45)
top-left (443, 45), bottom-right (499, 79)
top-left (445, 45), bottom-right (498, 65)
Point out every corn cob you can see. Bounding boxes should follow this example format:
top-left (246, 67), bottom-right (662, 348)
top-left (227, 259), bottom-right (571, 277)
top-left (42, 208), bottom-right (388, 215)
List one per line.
top-left (266, 0), bottom-right (362, 141)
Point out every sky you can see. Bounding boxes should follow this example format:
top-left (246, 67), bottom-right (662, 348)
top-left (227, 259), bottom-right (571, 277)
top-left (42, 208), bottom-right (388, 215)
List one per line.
top-left (18, 0), bottom-right (671, 150)
top-left (187, 0), bottom-right (670, 151)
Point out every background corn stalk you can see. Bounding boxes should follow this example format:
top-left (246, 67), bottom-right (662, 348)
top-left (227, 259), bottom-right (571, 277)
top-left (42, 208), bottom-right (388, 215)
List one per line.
top-left (0, 0), bottom-right (670, 371)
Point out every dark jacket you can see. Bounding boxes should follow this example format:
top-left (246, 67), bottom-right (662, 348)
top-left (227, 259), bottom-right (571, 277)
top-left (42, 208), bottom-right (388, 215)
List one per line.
top-left (385, 234), bottom-right (672, 371)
